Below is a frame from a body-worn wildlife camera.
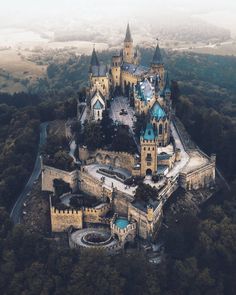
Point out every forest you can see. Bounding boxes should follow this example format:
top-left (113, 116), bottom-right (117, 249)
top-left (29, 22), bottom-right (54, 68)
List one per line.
top-left (0, 48), bottom-right (236, 294)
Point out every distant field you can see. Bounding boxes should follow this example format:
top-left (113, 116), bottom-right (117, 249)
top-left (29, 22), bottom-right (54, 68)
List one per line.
top-left (0, 37), bottom-right (236, 94)
top-left (0, 49), bottom-right (46, 93)
top-left (182, 42), bottom-right (236, 56)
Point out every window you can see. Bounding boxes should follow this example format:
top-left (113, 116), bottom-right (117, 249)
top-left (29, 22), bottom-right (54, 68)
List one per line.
top-left (159, 124), bottom-right (163, 135)
top-left (144, 147), bottom-right (146, 151)
top-left (148, 147), bottom-right (150, 151)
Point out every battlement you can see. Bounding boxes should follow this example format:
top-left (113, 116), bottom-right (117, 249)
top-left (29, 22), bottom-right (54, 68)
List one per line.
top-left (95, 149), bottom-right (134, 158)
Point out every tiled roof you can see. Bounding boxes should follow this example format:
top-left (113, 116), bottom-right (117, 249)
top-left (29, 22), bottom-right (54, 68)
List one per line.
top-left (91, 65), bottom-right (107, 77)
top-left (93, 100), bottom-right (104, 110)
top-left (142, 123), bottom-right (157, 141)
top-left (124, 23), bottom-right (133, 42)
top-left (90, 48), bottom-right (99, 67)
top-left (121, 62), bottom-right (149, 77)
top-left (135, 79), bottom-right (154, 103)
top-left (152, 41), bottom-right (163, 65)
top-left (150, 102), bottom-right (166, 120)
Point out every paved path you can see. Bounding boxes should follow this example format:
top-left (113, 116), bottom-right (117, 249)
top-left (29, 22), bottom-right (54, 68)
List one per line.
top-left (166, 122), bottom-right (190, 178)
top-left (85, 164), bottom-right (136, 196)
top-left (10, 122), bottom-right (48, 224)
top-left (110, 96), bottom-right (140, 152)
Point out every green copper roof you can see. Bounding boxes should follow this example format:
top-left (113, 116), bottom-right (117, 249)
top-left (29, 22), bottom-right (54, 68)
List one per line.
top-left (93, 100), bottom-right (103, 110)
top-left (124, 23), bottom-right (133, 42)
top-left (150, 102), bottom-right (166, 120)
top-left (142, 123), bottom-right (157, 140)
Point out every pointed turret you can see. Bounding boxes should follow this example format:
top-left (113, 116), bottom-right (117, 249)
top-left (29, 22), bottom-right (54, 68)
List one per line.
top-left (141, 123), bottom-right (157, 141)
top-left (90, 46), bottom-right (99, 68)
top-left (123, 23), bottom-right (134, 63)
top-left (124, 23), bottom-right (133, 42)
top-left (152, 39), bottom-right (163, 65)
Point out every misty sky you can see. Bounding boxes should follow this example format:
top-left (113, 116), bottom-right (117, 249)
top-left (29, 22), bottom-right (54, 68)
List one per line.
top-left (0, 0), bottom-right (236, 34)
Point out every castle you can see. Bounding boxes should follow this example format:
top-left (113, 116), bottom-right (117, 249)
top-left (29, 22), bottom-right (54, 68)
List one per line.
top-left (41, 24), bottom-right (216, 253)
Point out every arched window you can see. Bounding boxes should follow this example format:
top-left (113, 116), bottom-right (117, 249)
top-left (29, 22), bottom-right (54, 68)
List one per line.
top-left (165, 122), bottom-right (168, 133)
top-left (159, 124), bottom-right (163, 135)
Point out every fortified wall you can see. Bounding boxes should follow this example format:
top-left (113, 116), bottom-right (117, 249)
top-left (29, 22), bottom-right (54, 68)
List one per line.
top-left (50, 197), bottom-right (112, 232)
top-left (42, 165), bottom-right (79, 193)
top-left (128, 201), bottom-right (163, 240)
top-left (79, 147), bottom-right (136, 173)
top-left (179, 152), bottom-right (216, 190)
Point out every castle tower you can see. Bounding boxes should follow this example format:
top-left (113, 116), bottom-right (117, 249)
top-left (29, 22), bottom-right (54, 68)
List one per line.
top-left (151, 40), bottom-right (165, 89)
top-left (140, 123), bottom-right (158, 176)
top-left (89, 46), bottom-right (110, 99)
top-left (111, 51), bottom-right (122, 88)
top-left (123, 23), bottom-right (134, 64)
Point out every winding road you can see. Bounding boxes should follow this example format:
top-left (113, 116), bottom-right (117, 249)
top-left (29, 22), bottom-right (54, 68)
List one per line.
top-left (10, 122), bottom-right (48, 224)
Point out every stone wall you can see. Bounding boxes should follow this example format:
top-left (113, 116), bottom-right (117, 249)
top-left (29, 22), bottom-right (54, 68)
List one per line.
top-left (50, 197), bottom-right (112, 232)
top-left (83, 204), bottom-right (112, 224)
top-left (92, 149), bottom-right (136, 173)
top-left (50, 206), bottom-right (83, 232)
top-left (78, 148), bottom-right (136, 173)
top-left (79, 169), bottom-right (103, 197)
top-left (128, 204), bottom-right (149, 239)
top-left (111, 219), bottom-right (137, 245)
top-left (113, 192), bottom-right (133, 216)
top-left (42, 165), bottom-right (79, 193)
top-left (179, 161), bottom-right (215, 191)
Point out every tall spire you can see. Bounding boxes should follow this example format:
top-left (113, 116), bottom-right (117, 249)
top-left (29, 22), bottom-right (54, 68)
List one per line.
top-left (124, 23), bottom-right (133, 42)
top-left (90, 45), bottom-right (99, 67)
top-left (152, 39), bottom-right (163, 65)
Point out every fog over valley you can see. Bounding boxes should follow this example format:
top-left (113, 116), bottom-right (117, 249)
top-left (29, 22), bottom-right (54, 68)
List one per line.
top-left (0, 0), bottom-right (235, 51)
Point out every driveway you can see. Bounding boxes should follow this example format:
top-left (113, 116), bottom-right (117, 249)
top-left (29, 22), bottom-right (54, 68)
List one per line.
top-left (10, 122), bottom-right (48, 224)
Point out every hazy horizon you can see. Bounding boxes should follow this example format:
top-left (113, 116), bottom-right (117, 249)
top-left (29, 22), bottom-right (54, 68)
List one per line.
top-left (0, 0), bottom-right (235, 34)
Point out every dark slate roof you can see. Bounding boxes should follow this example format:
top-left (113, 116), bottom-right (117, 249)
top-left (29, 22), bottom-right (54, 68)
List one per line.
top-left (91, 90), bottom-right (106, 103)
top-left (121, 62), bottom-right (149, 77)
top-left (164, 71), bottom-right (171, 94)
top-left (132, 198), bottom-right (160, 212)
top-left (160, 71), bottom-right (171, 97)
top-left (152, 41), bottom-right (163, 65)
top-left (157, 165), bottom-right (168, 175)
top-left (90, 48), bottom-right (99, 67)
top-left (91, 65), bottom-right (107, 77)
top-left (158, 152), bottom-right (171, 160)
top-left (124, 23), bottom-right (133, 42)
